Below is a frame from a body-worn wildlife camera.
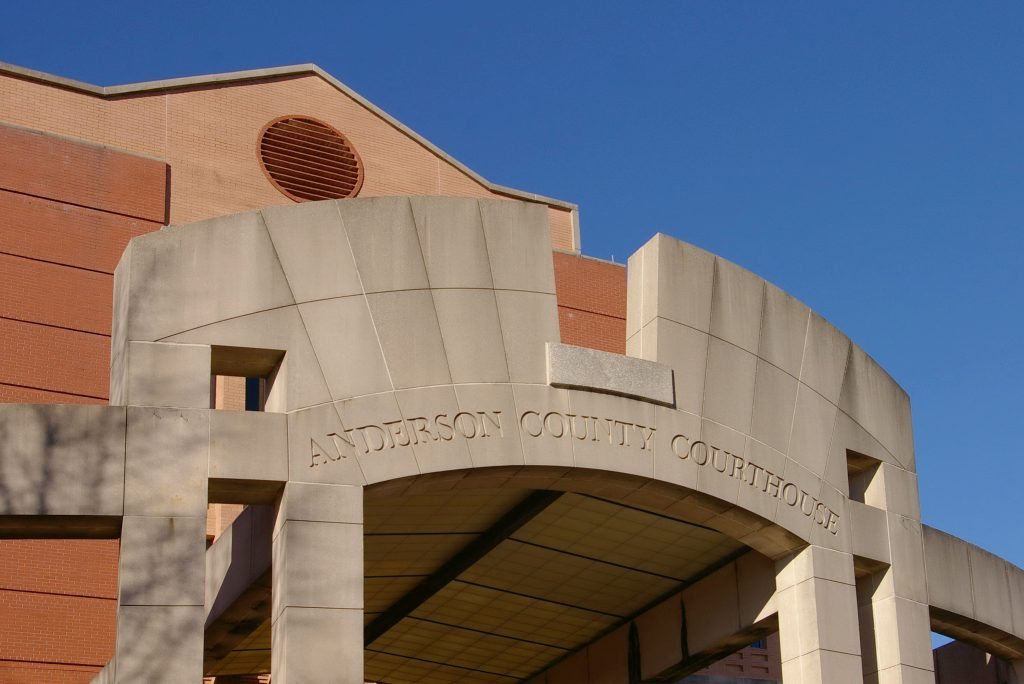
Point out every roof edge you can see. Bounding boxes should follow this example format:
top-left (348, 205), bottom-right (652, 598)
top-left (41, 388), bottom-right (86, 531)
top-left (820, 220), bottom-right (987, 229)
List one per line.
top-left (0, 61), bottom-right (580, 249)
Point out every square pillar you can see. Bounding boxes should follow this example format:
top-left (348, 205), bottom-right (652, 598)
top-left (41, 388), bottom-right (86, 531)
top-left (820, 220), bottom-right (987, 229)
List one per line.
top-left (114, 406), bottom-right (210, 682)
top-left (272, 482), bottom-right (364, 683)
top-left (776, 545), bottom-right (864, 684)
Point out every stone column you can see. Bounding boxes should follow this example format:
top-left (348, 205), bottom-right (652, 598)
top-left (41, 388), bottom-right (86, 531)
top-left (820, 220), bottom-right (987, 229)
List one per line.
top-left (113, 342), bottom-right (213, 682)
top-left (776, 545), bottom-right (864, 684)
top-left (272, 482), bottom-right (364, 683)
top-left (857, 464), bottom-right (935, 684)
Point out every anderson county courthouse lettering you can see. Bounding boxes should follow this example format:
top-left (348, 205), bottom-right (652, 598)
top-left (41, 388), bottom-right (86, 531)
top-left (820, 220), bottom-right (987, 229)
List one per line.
top-left (0, 61), bottom-right (1021, 684)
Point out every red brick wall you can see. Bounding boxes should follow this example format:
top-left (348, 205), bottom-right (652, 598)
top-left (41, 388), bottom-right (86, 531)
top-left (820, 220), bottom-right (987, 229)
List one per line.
top-left (553, 251), bottom-right (627, 354)
top-left (0, 123), bottom-right (167, 682)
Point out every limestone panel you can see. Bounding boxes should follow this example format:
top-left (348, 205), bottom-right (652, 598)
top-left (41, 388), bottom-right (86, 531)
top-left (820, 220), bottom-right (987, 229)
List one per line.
top-left (737, 438), bottom-right (787, 523)
top-left (454, 383), bottom-right (525, 469)
top-left (512, 384), bottom-right (573, 468)
top-left (286, 401), bottom-right (368, 486)
top-left (642, 318), bottom-right (708, 415)
top-left (272, 520), bottom-right (363, 619)
top-left (848, 501), bottom-right (890, 565)
top-left (209, 410), bottom-right (288, 483)
top-left (272, 607), bottom-right (363, 683)
top-left (495, 290), bottom-right (560, 384)
top-left (760, 282), bottom-right (810, 377)
top-left (923, 525), bottom-right (975, 620)
top-left (651, 234), bottom-right (716, 332)
top-left (394, 385), bottom-right (473, 475)
top-left (800, 312), bottom-right (851, 406)
top-left (337, 196), bottom-right (428, 293)
top-left (696, 419), bottom-right (748, 507)
top-left (122, 210), bottom-right (295, 341)
top-left (121, 341), bottom-right (211, 409)
top-left (0, 404), bottom-right (125, 516)
top-left (969, 545), bottom-right (1015, 635)
top-left (750, 359), bottom-right (798, 453)
top-left (886, 514), bottom-right (929, 605)
top-left (124, 407), bottom-right (209, 518)
top-left (702, 337), bottom-right (757, 434)
top-left (565, 389), bottom-right (656, 479)
top-left (410, 196), bottom-right (493, 289)
top-left (335, 392), bottom-right (420, 485)
top-left (652, 406), bottom-right (701, 490)
top-left (261, 200), bottom-right (362, 303)
top-left (433, 289), bottom-right (510, 383)
top-left (710, 256), bottom-right (764, 354)
top-left (547, 342), bottom-right (674, 407)
top-left (788, 384), bottom-right (839, 477)
top-left (114, 605), bottom-right (204, 683)
top-left (118, 515), bottom-right (205, 606)
top-left (479, 199), bottom-right (556, 295)
top-left (366, 290), bottom-right (452, 390)
top-left (839, 345), bottom-right (915, 470)
top-left (298, 296), bottom-right (393, 399)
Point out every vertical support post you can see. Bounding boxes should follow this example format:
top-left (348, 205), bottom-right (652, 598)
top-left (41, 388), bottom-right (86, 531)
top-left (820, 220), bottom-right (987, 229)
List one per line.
top-left (112, 342), bottom-right (212, 683)
top-left (1007, 659), bottom-right (1024, 684)
top-left (857, 464), bottom-right (936, 684)
top-left (272, 482), bottom-right (364, 683)
top-left (776, 545), bottom-right (864, 684)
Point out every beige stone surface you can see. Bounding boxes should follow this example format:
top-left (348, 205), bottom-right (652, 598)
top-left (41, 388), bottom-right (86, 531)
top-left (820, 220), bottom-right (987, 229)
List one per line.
top-left (788, 384), bottom-right (838, 477)
top-left (285, 401), bottom-right (367, 486)
top-left (166, 306), bottom-right (331, 413)
top-left (119, 515), bottom-right (205, 606)
top-left (298, 296), bottom-right (393, 399)
top-left (640, 318), bottom-right (708, 415)
top-left (272, 606), bottom-right (363, 684)
top-left (495, 290), bottom-right (561, 384)
top-left (120, 341), bottom-right (211, 408)
top-left (262, 200), bottom-right (362, 304)
top-left (124, 407), bottom-right (209, 517)
top-left (711, 255), bottom-right (764, 354)
top-left (759, 282), bottom-right (810, 377)
top-left (702, 337), bottom-right (757, 434)
top-left (547, 342), bottom-right (674, 407)
top-left (366, 290), bottom-right (452, 390)
top-left (433, 289), bottom-right (510, 383)
top-left (479, 198), bottom-right (555, 294)
top-left (114, 605), bottom-right (204, 683)
top-left (337, 196), bottom-right (428, 293)
top-left (272, 520), bottom-right (363, 619)
top-left (410, 195), bottom-right (494, 290)
top-left (750, 359), bottom-right (799, 453)
top-left (209, 410), bottom-right (288, 483)
top-left (0, 404), bottom-right (126, 516)
top-left (453, 383), bottom-right (525, 469)
top-left (119, 210), bottom-right (295, 342)
top-left (512, 384), bottom-right (574, 468)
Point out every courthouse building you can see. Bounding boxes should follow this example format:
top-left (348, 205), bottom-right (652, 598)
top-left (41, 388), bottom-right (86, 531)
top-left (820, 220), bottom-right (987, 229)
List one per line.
top-left (0, 61), bottom-right (1021, 684)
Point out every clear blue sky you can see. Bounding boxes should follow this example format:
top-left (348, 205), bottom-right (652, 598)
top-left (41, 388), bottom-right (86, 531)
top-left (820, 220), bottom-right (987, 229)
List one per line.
top-left (3, 3), bottom-right (1021, 568)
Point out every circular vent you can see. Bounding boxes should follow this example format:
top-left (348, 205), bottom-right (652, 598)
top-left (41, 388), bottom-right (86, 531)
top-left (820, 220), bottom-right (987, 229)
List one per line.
top-left (258, 116), bottom-right (364, 201)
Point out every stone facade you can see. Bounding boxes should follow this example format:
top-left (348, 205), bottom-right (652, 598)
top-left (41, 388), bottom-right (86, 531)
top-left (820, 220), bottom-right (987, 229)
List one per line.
top-left (0, 62), bottom-right (1022, 684)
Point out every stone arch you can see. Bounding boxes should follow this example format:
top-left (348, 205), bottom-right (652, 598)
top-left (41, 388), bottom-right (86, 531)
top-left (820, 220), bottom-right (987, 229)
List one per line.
top-left (0, 196), bottom-right (1021, 682)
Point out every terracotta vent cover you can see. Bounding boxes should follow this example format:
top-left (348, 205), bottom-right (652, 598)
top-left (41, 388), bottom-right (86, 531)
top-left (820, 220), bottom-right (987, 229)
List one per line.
top-left (258, 116), bottom-right (364, 201)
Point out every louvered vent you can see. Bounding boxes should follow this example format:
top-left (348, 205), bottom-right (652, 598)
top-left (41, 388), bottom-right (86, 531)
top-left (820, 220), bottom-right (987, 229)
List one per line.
top-left (258, 116), bottom-right (364, 201)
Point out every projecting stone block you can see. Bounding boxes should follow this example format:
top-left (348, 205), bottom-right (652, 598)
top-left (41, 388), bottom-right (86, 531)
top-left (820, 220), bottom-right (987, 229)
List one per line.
top-left (119, 342), bottom-right (211, 409)
top-left (0, 404), bottom-right (125, 517)
top-left (124, 407), bottom-right (209, 517)
top-left (547, 342), bottom-right (674, 407)
top-left (209, 409), bottom-right (288, 483)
